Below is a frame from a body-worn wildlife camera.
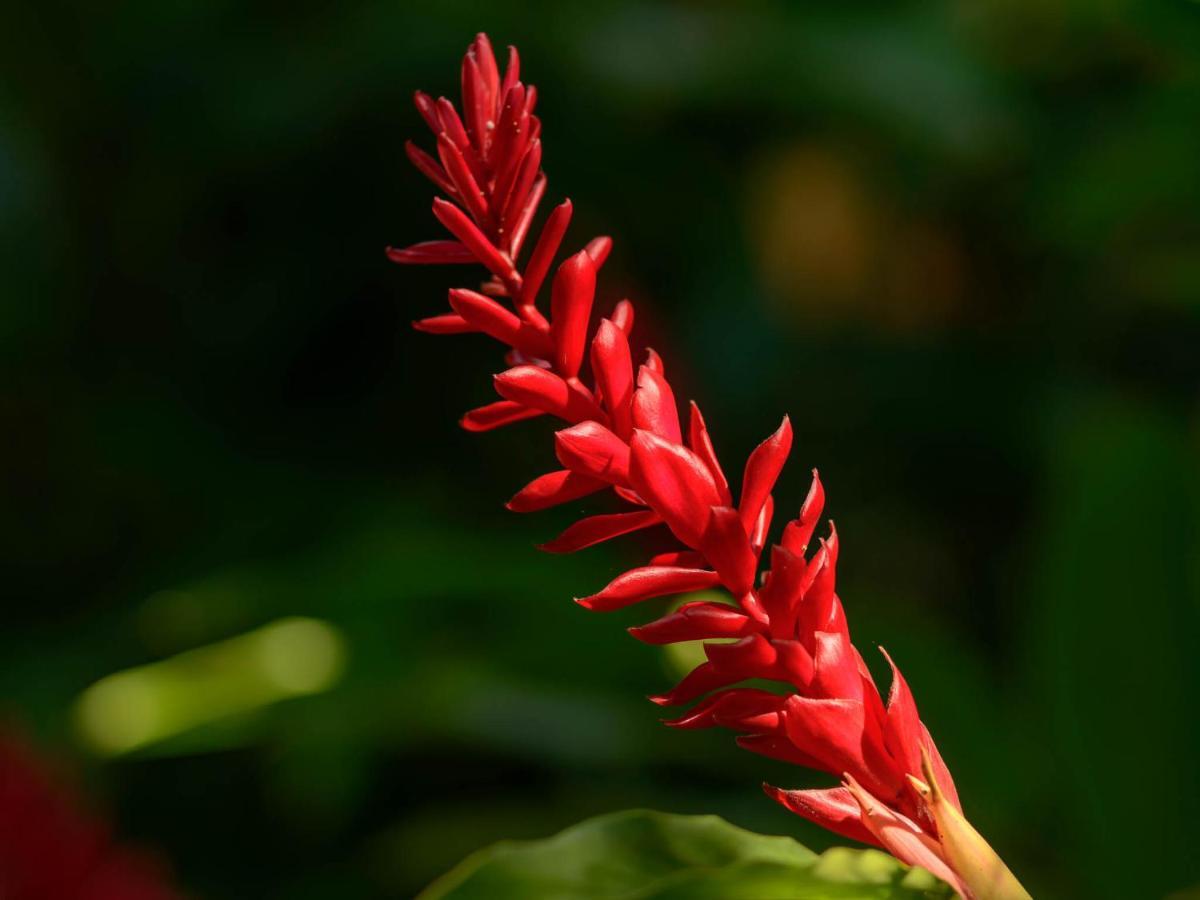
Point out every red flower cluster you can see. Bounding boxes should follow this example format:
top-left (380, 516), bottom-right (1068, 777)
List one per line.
top-left (390, 35), bottom-right (1027, 900)
top-left (0, 733), bottom-right (179, 900)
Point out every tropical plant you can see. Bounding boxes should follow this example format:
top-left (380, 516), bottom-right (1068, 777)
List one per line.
top-left (390, 33), bottom-right (1031, 900)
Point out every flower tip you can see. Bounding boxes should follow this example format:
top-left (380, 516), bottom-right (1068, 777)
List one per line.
top-left (647, 693), bottom-right (672, 706)
top-left (918, 745), bottom-right (948, 805)
top-left (574, 596), bottom-right (595, 610)
top-left (840, 772), bottom-right (870, 807)
top-left (906, 773), bottom-right (931, 800)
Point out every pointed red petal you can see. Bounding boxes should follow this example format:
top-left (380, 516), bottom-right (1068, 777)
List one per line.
top-left (628, 430), bottom-right (722, 547)
top-left (781, 696), bottom-right (869, 783)
top-left (436, 96), bottom-right (469, 148)
top-left (435, 97), bottom-right (485, 183)
top-left (879, 647), bottom-right (923, 779)
top-left (491, 86), bottom-right (530, 200)
top-left (508, 173), bottom-right (546, 257)
top-left (500, 45), bottom-right (520, 99)
top-left (700, 505), bottom-right (758, 597)
top-left (782, 470), bottom-right (825, 556)
top-left (585, 235), bottom-right (612, 268)
top-left (628, 600), bottom-right (754, 644)
top-left (795, 537), bottom-right (839, 637)
top-left (764, 785), bottom-right (881, 847)
top-left (687, 402), bottom-right (733, 505)
top-left (413, 313), bottom-right (473, 334)
top-left (541, 509), bottom-right (662, 554)
top-left (553, 421), bottom-right (630, 483)
top-left (506, 469), bottom-right (606, 513)
top-left (758, 544), bottom-right (807, 627)
top-left (642, 351), bottom-right (662, 378)
top-left (494, 366), bottom-right (606, 423)
top-left (738, 416), bottom-right (792, 532)
top-left (405, 141), bottom-right (458, 196)
top-left (611, 299), bottom-right (635, 335)
top-left (631, 364), bottom-right (681, 443)
top-left (783, 693), bottom-right (903, 805)
top-left (461, 50), bottom-right (487, 148)
top-left (660, 690), bottom-right (729, 729)
top-left (665, 688), bottom-right (784, 731)
top-left (611, 486), bottom-right (643, 506)
top-left (388, 240), bottom-right (476, 265)
top-left (432, 198), bottom-right (515, 284)
top-left (811, 630), bottom-right (864, 702)
top-left (772, 638), bottom-right (815, 687)
top-left (519, 200), bottom-right (572, 307)
top-left (750, 494), bottom-right (773, 550)
top-left (413, 90), bottom-right (441, 134)
top-left (460, 400), bottom-right (543, 432)
top-left (473, 33), bottom-right (500, 119)
top-left (578, 565), bottom-right (720, 612)
top-left (549, 250), bottom-right (597, 378)
top-left (591, 319), bottom-right (635, 439)
top-left (709, 690), bottom-right (789, 731)
top-left (436, 133), bottom-right (489, 223)
top-left (448, 289), bottom-right (551, 358)
top-left (705, 634), bottom-right (777, 678)
top-left (500, 138), bottom-right (542, 230)
top-left (648, 660), bottom-right (742, 706)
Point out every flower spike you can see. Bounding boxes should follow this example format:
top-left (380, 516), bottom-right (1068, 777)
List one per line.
top-left (391, 33), bottom-right (1030, 899)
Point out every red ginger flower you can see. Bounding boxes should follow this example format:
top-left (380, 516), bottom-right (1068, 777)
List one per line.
top-left (390, 35), bottom-right (1029, 900)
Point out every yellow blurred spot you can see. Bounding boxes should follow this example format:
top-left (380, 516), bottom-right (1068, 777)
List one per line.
top-left (257, 617), bottom-right (344, 694)
top-left (74, 617), bottom-right (346, 756)
top-left (751, 147), bottom-right (875, 305)
top-left (746, 145), bottom-right (965, 332)
top-left (76, 672), bottom-right (163, 755)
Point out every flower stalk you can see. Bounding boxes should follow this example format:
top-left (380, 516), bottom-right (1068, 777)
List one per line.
top-left (388, 33), bottom-right (1031, 900)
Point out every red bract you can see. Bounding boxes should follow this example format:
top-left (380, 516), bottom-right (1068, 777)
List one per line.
top-left (390, 34), bottom-right (1029, 900)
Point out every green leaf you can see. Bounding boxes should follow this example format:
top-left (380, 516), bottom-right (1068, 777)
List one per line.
top-left (419, 809), bottom-right (952, 900)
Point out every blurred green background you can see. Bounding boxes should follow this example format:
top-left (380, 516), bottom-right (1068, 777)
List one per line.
top-left (3, 1), bottom-right (1200, 897)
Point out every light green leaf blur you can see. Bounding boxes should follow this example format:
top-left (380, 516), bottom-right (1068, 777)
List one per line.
top-left (420, 809), bottom-right (952, 900)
